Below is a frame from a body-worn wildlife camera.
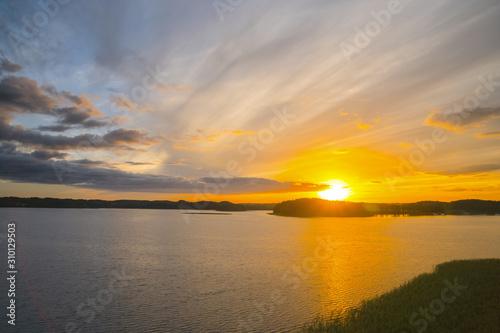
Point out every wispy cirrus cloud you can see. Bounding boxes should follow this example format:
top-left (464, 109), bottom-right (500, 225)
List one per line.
top-left (173, 144), bottom-right (196, 150)
top-left (156, 83), bottom-right (190, 94)
top-left (109, 94), bottom-right (154, 112)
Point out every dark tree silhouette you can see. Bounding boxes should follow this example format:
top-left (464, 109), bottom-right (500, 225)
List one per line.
top-left (273, 198), bottom-right (500, 217)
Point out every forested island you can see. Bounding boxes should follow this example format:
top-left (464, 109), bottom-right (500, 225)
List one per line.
top-left (0, 197), bottom-right (274, 211)
top-left (2, 197), bottom-right (500, 216)
top-left (273, 198), bottom-right (500, 217)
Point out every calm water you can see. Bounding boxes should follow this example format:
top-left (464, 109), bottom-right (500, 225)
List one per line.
top-left (1, 208), bottom-right (499, 332)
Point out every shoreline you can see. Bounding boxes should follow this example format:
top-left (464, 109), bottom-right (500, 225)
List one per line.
top-left (302, 258), bottom-right (500, 332)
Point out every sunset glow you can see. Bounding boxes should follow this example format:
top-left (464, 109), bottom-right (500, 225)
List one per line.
top-left (318, 180), bottom-right (352, 201)
top-left (0, 1), bottom-right (499, 203)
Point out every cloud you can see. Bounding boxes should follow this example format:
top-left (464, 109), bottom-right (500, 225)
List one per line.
top-left (199, 177), bottom-right (328, 194)
top-left (0, 76), bottom-right (58, 114)
top-left (0, 118), bottom-right (158, 150)
top-left (1, 0), bottom-right (499, 199)
top-left (188, 133), bottom-right (220, 142)
top-left (55, 107), bottom-right (95, 125)
top-left (476, 131), bottom-right (500, 138)
top-left (30, 150), bottom-right (68, 160)
top-left (434, 163), bottom-right (500, 175)
top-left (0, 149), bottom-right (192, 191)
top-left (164, 162), bottom-right (186, 166)
top-left (81, 119), bottom-right (109, 129)
top-left (156, 83), bottom-right (190, 94)
top-left (102, 128), bottom-right (159, 146)
top-left (73, 159), bottom-right (107, 165)
top-left (223, 129), bottom-right (254, 135)
top-left (42, 84), bottom-right (83, 105)
top-left (38, 106), bottom-right (109, 131)
top-left (0, 76), bottom-right (108, 130)
top-left (0, 147), bottom-right (325, 194)
top-left (439, 184), bottom-right (500, 192)
top-left (169, 128), bottom-right (252, 144)
top-left (358, 123), bottom-right (373, 130)
top-left (426, 106), bottom-right (500, 130)
top-left (38, 124), bottom-right (72, 132)
top-left (0, 59), bottom-right (22, 75)
top-left (0, 75), bottom-right (161, 154)
top-left (109, 94), bottom-right (154, 112)
top-left (125, 161), bottom-right (154, 165)
top-left (173, 144), bottom-right (195, 150)
top-left (109, 94), bottom-right (137, 110)
top-left (112, 116), bottom-right (130, 124)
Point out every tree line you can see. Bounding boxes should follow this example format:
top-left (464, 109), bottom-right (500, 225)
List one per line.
top-left (273, 198), bottom-right (500, 217)
top-left (0, 197), bottom-right (275, 212)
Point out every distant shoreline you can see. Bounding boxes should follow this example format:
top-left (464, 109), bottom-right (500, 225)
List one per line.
top-left (2, 197), bottom-right (500, 216)
top-left (0, 196), bottom-right (275, 212)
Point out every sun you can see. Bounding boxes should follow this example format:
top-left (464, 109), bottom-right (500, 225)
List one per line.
top-left (318, 180), bottom-right (352, 201)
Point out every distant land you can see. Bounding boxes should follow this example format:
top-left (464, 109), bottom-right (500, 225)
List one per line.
top-left (0, 197), bottom-right (274, 211)
top-left (273, 198), bottom-right (500, 217)
top-left (2, 197), bottom-right (500, 216)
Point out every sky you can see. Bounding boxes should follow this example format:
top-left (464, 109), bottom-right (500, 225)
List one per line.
top-left (0, 0), bottom-right (499, 203)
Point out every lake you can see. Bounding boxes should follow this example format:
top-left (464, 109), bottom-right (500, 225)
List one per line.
top-left (1, 208), bottom-right (499, 332)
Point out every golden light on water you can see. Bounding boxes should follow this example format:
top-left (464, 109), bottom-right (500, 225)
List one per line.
top-left (318, 180), bottom-right (352, 201)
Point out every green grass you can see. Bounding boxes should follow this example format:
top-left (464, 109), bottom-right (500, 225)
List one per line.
top-left (302, 259), bottom-right (500, 333)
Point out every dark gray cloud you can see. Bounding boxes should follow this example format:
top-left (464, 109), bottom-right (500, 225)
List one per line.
top-left (42, 84), bottom-right (83, 105)
top-left (0, 142), bottom-right (16, 153)
top-left (0, 75), bottom-right (160, 156)
top-left (38, 124), bottom-right (72, 132)
top-left (0, 58), bottom-right (22, 75)
top-left (0, 76), bottom-right (108, 130)
top-left (0, 146), bottom-right (195, 190)
top-left (55, 107), bottom-right (93, 125)
top-left (0, 76), bottom-right (58, 114)
top-left (125, 161), bottom-right (154, 165)
top-left (81, 119), bottom-right (109, 129)
top-left (0, 118), bottom-right (158, 150)
top-left (0, 146), bottom-right (324, 194)
top-left (73, 159), bottom-right (107, 165)
top-left (39, 107), bottom-right (109, 131)
top-left (30, 150), bottom-right (68, 160)
top-left (0, 76), bottom-right (110, 131)
top-left (426, 106), bottom-right (500, 129)
top-left (102, 128), bottom-right (159, 146)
